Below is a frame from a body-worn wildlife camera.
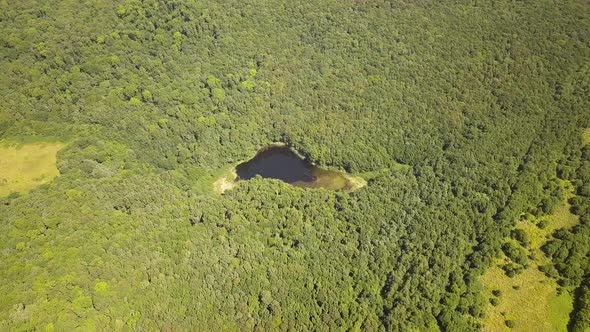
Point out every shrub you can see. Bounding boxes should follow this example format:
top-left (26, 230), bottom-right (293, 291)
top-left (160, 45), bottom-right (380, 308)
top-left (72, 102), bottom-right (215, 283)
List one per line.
top-left (537, 220), bottom-right (548, 229)
top-left (502, 242), bottom-right (529, 266)
top-left (490, 297), bottom-right (500, 306)
top-left (510, 229), bottom-right (530, 247)
top-left (502, 263), bottom-right (524, 278)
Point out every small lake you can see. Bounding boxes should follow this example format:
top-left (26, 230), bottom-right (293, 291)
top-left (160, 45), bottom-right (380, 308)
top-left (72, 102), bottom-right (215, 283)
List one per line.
top-left (235, 146), bottom-right (355, 191)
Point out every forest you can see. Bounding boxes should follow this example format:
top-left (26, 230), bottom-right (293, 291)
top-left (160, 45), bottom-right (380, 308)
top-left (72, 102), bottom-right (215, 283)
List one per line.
top-left (0, 0), bottom-right (589, 331)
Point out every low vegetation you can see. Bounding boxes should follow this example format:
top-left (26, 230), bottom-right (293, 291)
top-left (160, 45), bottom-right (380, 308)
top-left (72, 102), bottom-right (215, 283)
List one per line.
top-left (480, 183), bottom-right (578, 331)
top-left (0, 142), bottom-right (63, 197)
top-left (0, 0), bottom-right (588, 330)
top-left (213, 167), bottom-right (238, 194)
top-left (481, 260), bottom-right (572, 331)
top-left (542, 142), bottom-right (590, 331)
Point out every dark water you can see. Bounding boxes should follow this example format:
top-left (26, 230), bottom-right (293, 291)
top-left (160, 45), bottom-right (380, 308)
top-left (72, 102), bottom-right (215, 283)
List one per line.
top-left (235, 146), bottom-right (351, 190)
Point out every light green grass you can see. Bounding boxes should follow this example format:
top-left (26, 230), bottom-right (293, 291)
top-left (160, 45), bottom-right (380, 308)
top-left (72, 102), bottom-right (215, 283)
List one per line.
top-left (481, 181), bottom-right (578, 331)
top-left (548, 291), bottom-right (574, 332)
top-left (583, 128), bottom-right (590, 146)
top-left (0, 141), bottom-right (64, 197)
top-left (481, 259), bottom-right (572, 332)
top-left (515, 180), bottom-right (578, 250)
top-left (184, 164), bottom-right (238, 195)
top-left (212, 167), bottom-right (238, 194)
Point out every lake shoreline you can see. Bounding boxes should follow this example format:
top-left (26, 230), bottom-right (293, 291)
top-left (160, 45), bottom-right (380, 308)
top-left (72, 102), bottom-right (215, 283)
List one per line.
top-left (213, 143), bottom-right (367, 194)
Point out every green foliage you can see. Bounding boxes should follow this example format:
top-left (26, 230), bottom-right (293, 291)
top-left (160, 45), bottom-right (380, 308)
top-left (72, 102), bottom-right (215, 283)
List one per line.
top-left (542, 142), bottom-right (590, 330)
top-left (0, 0), bottom-right (588, 331)
top-left (539, 264), bottom-right (560, 279)
top-left (141, 90), bottom-right (153, 102)
top-left (212, 88), bottom-right (225, 102)
top-left (511, 229), bottom-right (531, 247)
top-left (502, 263), bottom-right (525, 278)
top-left (537, 220), bottom-right (549, 229)
top-left (571, 284), bottom-right (590, 332)
top-left (505, 319), bottom-right (516, 328)
top-left (129, 97), bottom-right (141, 106)
top-left (502, 242), bottom-right (529, 267)
top-left (94, 282), bottom-right (108, 295)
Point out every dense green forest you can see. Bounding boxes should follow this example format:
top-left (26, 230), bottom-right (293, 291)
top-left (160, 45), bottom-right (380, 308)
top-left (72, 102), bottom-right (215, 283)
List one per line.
top-left (0, 0), bottom-right (589, 330)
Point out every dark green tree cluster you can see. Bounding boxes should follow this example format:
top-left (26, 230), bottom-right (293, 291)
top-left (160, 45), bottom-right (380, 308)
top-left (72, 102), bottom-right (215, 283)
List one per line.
top-left (0, 0), bottom-right (589, 331)
top-left (570, 285), bottom-right (590, 332)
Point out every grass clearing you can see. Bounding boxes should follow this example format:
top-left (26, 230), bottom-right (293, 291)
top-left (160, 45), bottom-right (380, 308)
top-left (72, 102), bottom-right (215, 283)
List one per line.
top-left (480, 181), bottom-right (578, 331)
top-left (343, 173), bottom-right (367, 192)
top-left (548, 291), bottom-right (574, 331)
top-left (480, 259), bottom-right (572, 332)
top-left (514, 204), bottom-right (579, 253)
top-left (213, 167), bottom-right (238, 194)
top-left (0, 141), bottom-right (64, 197)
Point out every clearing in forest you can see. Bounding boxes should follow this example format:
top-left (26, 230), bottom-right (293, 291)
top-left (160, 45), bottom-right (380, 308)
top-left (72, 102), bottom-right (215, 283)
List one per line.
top-left (0, 142), bottom-right (64, 197)
top-left (213, 167), bottom-right (238, 194)
top-left (480, 182), bottom-right (578, 331)
top-left (480, 260), bottom-right (572, 332)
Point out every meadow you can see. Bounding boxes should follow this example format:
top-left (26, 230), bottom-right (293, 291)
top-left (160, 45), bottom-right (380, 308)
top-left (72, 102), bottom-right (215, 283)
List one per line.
top-left (0, 142), bottom-right (63, 197)
top-left (0, 0), bottom-right (588, 330)
top-left (480, 183), bottom-right (578, 331)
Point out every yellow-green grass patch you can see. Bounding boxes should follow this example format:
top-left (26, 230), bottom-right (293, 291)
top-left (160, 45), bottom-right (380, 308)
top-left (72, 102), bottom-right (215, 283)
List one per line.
top-left (0, 141), bottom-right (64, 197)
top-left (480, 257), bottom-right (572, 332)
top-left (213, 167), bottom-right (238, 194)
top-left (583, 128), bottom-right (590, 146)
top-left (514, 204), bottom-right (579, 253)
top-left (481, 182), bottom-right (578, 331)
top-left (515, 181), bottom-right (578, 250)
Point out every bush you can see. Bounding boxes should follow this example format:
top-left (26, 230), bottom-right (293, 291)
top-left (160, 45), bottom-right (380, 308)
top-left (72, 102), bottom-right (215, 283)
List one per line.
top-left (539, 264), bottom-right (559, 278)
top-left (502, 242), bottom-right (529, 266)
top-left (510, 229), bottom-right (531, 247)
top-left (537, 220), bottom-right (548, 229)
top-left (490, 297), bottom-right (500, 306)
top-left (502, 263), bottom-right (524, 278)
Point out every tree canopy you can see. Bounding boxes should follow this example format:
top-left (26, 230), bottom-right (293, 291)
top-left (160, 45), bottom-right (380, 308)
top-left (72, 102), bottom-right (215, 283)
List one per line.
top-left (0, 0), bottom-right (589, 330)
